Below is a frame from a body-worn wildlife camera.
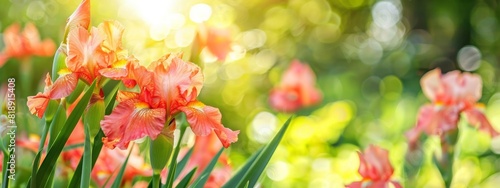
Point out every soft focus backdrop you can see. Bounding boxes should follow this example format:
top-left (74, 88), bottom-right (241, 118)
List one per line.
top-left (1, 0), bottom-right (500, 187)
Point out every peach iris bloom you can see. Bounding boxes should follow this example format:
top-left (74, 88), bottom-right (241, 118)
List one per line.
top-left (0, 22), bottom-right (55, 67)
top-left (269, 60), bottom-right (322, 112)
top-left (27, 72), bottom-right (78, 118)
top-left (66, 21), bottom-right (130, 84)
top-left (27, 21), bottom-right (131, 118)
top-left (347, 145), bottom-right (402, 188)
top-left (101, 54), bottom-right (239, 150)
top-left (406, 69), bottom-right (499, 146)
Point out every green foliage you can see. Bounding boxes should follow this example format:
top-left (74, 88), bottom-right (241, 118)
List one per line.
top-left (191, 148), bottom-right (224, 188)
top-left (33, 81), bottom-right (96, 186)
top-left (111, 145), bottom-right (134, 188)
top-left (224, 116), bottom-right (292, 188)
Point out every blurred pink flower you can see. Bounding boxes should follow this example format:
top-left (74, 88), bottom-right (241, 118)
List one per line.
top-left (101, 54), bottom-right (239, 150)
top-left (198, 25), bottom-right (232, 61)
top-left (0, 22), bottom-right (55, 67)
top-left (269, 60), bottom-right (322, 112)
top-left (347, 145), bottom-right (402, 188)
top-left (407, 69), bottom-right (499, 147)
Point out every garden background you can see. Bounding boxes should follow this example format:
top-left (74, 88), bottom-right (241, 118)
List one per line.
top-left (1, 0), bottom-right (500, 187)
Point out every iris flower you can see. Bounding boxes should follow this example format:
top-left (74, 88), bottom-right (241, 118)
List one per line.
top-left (0, 22), bottom-right (55, 67)
top-left (27, 20), bottom-right (133, 118)
top-left (406, 69), bottom-right (499, 147)
top-left (269, 60), bottom-right (322, 112)
top-left (347, 145), bottom-right (402, 188)
top-left (101, 54), bottom-right (239, 150)
top-left (195, 25), bottom-right (232, 61)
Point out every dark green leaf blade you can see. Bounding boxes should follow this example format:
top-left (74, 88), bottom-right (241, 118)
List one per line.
top-left (35, 81), bottom-right (96, 186)
top-left (164, 118), bottom-right (188, 188)
top-left (224, 116), bottom-right (292, 188)
top-left (176, 167), bottom-right (197, 188)
top-left (68, 84), bottom-right (119, 187)
top-left (191, 148), bottom-right (224, 188)
top-left (173, 147), bottom-right (194, 180)
top-left (222, 147), bottom-right (264, 188)
top-left (110, 145), bottom-right (134, 188)
top-left (245, 117), bottom-right (291, 187)
top-left (81, 123), bottom-right (93, 187)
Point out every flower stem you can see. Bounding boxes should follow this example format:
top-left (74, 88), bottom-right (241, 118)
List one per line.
top-left (153, 173), bottom-right (160, 188)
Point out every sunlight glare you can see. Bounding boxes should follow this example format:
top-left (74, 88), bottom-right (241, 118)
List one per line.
top-left (190, 3), bottom-right (212, 23)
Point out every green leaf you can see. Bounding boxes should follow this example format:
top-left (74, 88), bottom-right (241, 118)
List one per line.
top-left (43, 99), bottom-right (59, 122)
top-left (164, 119), bottom-right (188, 188)
top-left (66, 80), bottom-right (86, 104)
top-left (191, 148), bottom-right (224, 188)
top-left (111, 145), bottom-right (134, 188)
top-left (48, 101), bottom-right (67, 147)
top-left (222, 147), bottom-right (264, 187)
top-left (68, 84), bottom-right (119, 187)
top-left (62, 143), bottom-right (84, 151)
top-left (223, 116), bottom-right (292, 188)
top-left (30, 151), bottom-right (42, 188)
top-left (104, 83), bottom-right (120, 114)
top-left (35, 81), bottom-right (96, 186)
top-left (173, 147), bottom-right (194, 180)
top-left (2, 150), bottom-right (9, 188)
top-left (81, 122), bottom-right (93, 188)
top-left (176, 167), bottom-right (197, 188)
top-left (51, 45), bottom-right (67, 82)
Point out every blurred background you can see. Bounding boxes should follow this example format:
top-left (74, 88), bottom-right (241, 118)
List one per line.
top-left (1, 0), bottom-right (500, 187)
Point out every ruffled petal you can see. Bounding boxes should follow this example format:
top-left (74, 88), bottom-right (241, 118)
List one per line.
top-left (414, 104), bottom-right (460, 136)
top-left (65, 0), bottom-right (90, 31)
top-left (420, 68), bottom-right (444, 102)
top-left (49, 71), bottom-right (78, 99)
top-left (116, 91), bottom-right (140, 102)
top-left (66, 26), bottom-right (105, 80)
top-left (179, 101), bottom-right (239, 148)
top-left (98, 20), bottom-right (125, 53)
top-left (463, 106), bottom-right (499, 137)
top-left (101, 99), bottom-right (166, 150)
top-left (99, 58), bottom-right (130, 79)
top-left (151, 54), bottom-right (203, 110)
top-left (99, 67), bottom-right (128, 79)
top-left (27, 92), bottom-right (50, 118)
top-left (442, 71), bottom-right (482, 106)
top-left (358, 145), bottom-right (394, 182)
top-left (27, 73), bottom-right (53, 118)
